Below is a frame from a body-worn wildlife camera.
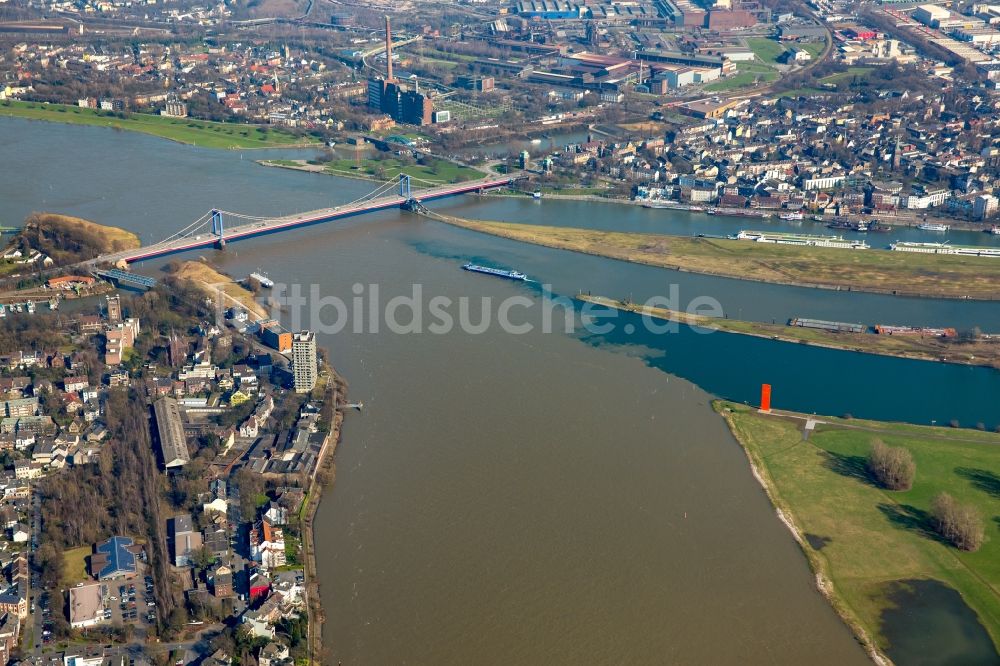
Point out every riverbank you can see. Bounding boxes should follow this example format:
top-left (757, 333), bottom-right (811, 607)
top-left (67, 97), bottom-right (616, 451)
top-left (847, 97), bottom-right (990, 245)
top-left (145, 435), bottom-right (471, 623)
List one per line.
top-left (479, 191), bottom-right (997, 233)
top-left (576, 294), bottom-right (1000, 369)
top-left (259, 156), bottom-right (483, 184)
top-left (1, 100), bottom-right (315, 149)
top-left (0, 212), bottom-right (140, 276)
top-left (170, 260), bottom-right (268, 319)
top-left (717, 402), bottom-right (1000, 664)
top-left (300, 367), bottom-right (346, 665)
top-left (427, 214), bottom-right (1000, 300)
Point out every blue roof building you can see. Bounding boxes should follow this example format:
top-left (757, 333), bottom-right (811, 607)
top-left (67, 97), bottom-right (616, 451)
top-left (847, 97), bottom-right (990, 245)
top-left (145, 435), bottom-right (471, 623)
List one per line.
top-left (92, 536), bottom-right (137, 581)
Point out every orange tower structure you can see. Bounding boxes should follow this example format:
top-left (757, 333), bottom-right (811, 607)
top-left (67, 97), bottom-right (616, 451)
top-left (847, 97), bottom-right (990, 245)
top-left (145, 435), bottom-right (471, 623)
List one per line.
top-left (760, 384), bottom-right (772, 413)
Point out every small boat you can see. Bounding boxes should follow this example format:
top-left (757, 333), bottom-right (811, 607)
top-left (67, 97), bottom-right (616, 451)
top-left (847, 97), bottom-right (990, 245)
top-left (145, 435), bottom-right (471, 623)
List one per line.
top-left (249, 271), bottom-right (274, 288)
top-left (532, 191), bottom-right (542, 200)
top-left (917, 223), bottom-right (949, 231)
top-left (462, 263), bottom-right (529, 281)
top-left (25, 301), bottom-right (35, 314)
top-left (48, 298), bottom-right (58, 310)
top-left (0, 305), bottom-right (6, 318)
top-left (990, 225), bottom-right (1000, 235)
top-left (780, 212), bottom-right (804, 221)
top-left (530, 138), bottom-right (542, 145)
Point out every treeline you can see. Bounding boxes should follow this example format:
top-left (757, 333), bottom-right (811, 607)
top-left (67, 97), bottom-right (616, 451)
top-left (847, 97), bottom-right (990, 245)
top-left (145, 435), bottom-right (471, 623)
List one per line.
top-left (0, 314), bottom-right (71, 355)
top-left (36, 389), bottom-right (179, 628)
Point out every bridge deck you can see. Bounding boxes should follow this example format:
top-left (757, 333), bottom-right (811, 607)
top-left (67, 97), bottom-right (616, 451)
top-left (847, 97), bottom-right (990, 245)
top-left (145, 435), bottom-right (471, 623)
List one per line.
top-left (110, 177), bottom-right (512, 265)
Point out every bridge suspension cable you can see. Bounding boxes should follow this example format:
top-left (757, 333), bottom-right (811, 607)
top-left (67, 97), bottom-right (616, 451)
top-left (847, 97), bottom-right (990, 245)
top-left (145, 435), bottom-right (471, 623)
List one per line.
top-left (155, 211), bottom-right (214, 246)
top-left (146, 174), bottom-right (464, 251)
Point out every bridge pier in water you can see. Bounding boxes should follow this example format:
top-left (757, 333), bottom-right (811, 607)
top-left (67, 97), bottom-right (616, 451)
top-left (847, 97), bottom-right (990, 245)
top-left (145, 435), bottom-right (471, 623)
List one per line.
top-left (211, 209), bottom-right (226, 249)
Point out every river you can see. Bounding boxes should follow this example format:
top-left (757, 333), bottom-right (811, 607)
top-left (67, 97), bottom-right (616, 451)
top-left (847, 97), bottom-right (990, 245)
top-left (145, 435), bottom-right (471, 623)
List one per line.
top-left (5, 117), bottom-right (999, 663)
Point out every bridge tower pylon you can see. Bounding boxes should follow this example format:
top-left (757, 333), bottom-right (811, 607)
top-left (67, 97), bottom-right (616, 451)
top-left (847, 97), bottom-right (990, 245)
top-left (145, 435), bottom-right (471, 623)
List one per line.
top-left (399, 173), bottom-right (411, 200)
top-left (211, 209), bottom-right (226, 249)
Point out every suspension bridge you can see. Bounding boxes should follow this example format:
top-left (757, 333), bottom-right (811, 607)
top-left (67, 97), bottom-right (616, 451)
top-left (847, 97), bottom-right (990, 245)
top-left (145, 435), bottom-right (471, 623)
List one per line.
top-left (95, 173), bottom-right (517, 266)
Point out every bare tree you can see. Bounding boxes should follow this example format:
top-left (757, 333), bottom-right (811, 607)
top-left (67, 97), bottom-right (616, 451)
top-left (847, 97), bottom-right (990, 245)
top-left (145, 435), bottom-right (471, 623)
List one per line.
top-left (931, 492), bottom-right (984, 552)
top-left (867, 439), bottom-right (916, 491)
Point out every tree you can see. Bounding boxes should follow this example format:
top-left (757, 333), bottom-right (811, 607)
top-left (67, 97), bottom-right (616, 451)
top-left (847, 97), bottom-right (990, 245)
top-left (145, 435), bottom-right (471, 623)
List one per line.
top-left (930, 492), bottom-right (984, 552)
top-left (867, 439), bottom-right (916, 491)
top-left (35, 542), bottom-right (64, 589)
top-left (190, 546), bottom-right (217, 572)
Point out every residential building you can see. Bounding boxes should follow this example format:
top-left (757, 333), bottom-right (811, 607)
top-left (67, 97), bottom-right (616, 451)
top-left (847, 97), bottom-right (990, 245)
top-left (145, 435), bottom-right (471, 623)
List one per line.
top-left (292, 331), bottom-right (317, 394)
top-left (169, 514), bottom-right (202, 567)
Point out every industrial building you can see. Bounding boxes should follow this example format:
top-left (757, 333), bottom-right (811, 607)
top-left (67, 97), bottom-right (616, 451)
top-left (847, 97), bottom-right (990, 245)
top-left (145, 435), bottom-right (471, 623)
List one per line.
top-left (152, 397), bottom-right (190, 469)
top-left (455, 75), bottom-right (495, 92)
top-left (913, 4), bottom-right (952, 28)
top-left (659, 66), bottom-right (721, 88)
top-left (516, 1), bottom-right (583, 19)
top-left (367, 16), bottom-right (435, 125)
top-left (260, 321), bottom-right (292, 353)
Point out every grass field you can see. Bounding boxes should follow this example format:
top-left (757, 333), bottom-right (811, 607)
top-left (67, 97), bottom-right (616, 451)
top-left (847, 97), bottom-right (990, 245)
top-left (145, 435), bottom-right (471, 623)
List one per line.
top-left (747, 37), bottom-right (788, 64)
top-left (324, 157), bottom-right (480, 183)
top-left (705, 69), bottom-right (779, 91)
top-left (0, 100), bottom-right (313, 149)
top-left (430, 218), bottom-right (1000, 300)
top-left (705, 60), bottom-right (780, 92)
top-left (819, 67), bottom-right (874, 85)
top-left (63, 546), bottom-right (90, 586)
top-left (720, 403), bottom-right (1000, 659)
top-left (798, 40), bottom-right (828, 58)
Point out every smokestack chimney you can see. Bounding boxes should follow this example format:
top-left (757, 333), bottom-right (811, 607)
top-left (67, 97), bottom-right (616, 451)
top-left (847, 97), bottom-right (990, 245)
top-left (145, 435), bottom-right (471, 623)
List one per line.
top-left (385, 15), bottom-right (394, 83)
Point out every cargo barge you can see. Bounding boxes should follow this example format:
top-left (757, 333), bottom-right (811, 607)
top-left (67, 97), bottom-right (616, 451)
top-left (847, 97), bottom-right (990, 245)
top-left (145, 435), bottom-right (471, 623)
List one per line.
top-left (462, 263), bottom-right (529, 281)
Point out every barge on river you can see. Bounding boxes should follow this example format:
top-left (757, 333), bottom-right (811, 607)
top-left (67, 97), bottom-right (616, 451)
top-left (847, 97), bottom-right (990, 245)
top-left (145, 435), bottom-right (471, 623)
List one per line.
top-left (734, 230), bottom-right (870, 249)
top-left (889, 242), bottom-right (1000, 257)
top-left (462, 263), bottom-right (529, 281)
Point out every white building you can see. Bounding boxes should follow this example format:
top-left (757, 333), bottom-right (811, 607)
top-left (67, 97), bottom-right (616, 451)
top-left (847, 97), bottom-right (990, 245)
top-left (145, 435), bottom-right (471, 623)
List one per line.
top-left (68, 584), bottom-right (106, 629)
top-left (914, 4), bottom-right (951, 28)
top-left (802, 174), bottom-right (846, 190)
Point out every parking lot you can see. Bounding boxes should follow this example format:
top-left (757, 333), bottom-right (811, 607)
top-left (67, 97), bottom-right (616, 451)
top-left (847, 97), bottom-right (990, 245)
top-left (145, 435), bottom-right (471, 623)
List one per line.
top-left (105, 575), bottom-right (157, 627)
top-left (36, 574), bottom-right (158, 651)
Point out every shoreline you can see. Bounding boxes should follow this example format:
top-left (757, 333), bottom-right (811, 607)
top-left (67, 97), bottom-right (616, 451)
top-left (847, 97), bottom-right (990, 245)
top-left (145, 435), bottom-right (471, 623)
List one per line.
top-left (171, 260), bottom-right (269, 320)
top-left (257, 157), bottom-right (486, 186)
top-left (714, 402), bottom-right (890, 665)
top-left (478, 192), bottom-right (997, 233)
top-left (0, 101), bottom-right (317, 150)
top-left (300, 366), bottom-right (346, 665)
top-left (423, 212), bottom-right (1000, 301)
top-left (575, 294), bottom-right (1000, 370)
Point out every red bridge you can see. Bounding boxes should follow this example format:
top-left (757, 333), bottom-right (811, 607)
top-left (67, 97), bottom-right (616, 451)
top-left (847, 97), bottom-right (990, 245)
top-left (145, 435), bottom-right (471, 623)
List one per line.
top-left (99, 174), bottom-right (516, 265)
